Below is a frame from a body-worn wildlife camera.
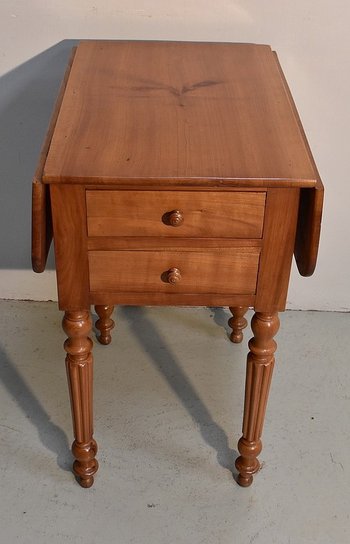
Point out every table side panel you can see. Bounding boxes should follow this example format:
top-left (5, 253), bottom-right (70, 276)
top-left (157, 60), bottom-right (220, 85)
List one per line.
top-left (50, 185), bottom-right (90, 310)
top-left (255, 188), bottom-right (300, 312)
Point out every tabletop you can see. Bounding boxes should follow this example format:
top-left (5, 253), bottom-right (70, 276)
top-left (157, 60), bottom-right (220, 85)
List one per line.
top-left (42, 40), bottom-right (318, 188)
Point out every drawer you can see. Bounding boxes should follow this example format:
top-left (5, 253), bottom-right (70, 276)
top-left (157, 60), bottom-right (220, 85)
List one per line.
top-left (88, 249), bottom-right (260, 294)
top-left (86, 190), bottom-right (266, 238)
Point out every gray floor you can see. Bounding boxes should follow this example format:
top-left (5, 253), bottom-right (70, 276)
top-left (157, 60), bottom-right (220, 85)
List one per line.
top-left (0, 301), bottom-right (349, 543)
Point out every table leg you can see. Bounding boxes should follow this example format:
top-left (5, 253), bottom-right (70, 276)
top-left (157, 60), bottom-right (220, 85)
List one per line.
top-left (235, 312), bottom-right (280, 486)
top-left (228, 306), bottom-right (248, 343)
top-left (63, 310), bottom-right (98, 488)
top-left (95, 305), bottom-right (115, 345)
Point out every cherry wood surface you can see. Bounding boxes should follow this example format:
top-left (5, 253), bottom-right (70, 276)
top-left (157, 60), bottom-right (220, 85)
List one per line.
top-left (272, 51), bottom-right (324, 276)
top-left (86, 190), bottom-right (266, 238)
top-left (63, 310), bottom-right (98, 488)
top-left (228, 306), bottom-right (248, 343)
top-left (295, 186), bottom-right (324, 276)
top-left (90, 292), bottom-right (256, 308)
top-left (95, 305), bottom-right (115, 345)
top-left (88, 248), bottom-right (260, 295)
top-left (43, 41), bottom-right (318, 187)
top-left (32, 40), bottom-right (324, 490)
top-left (235, 312), bottom-right (280, 486)
top-left (255, 188), bottom-right (300, 312)
top-left (87, 237), bottom-right (262, 251)
top-left (31, 182), bottom-right (52, 273)
top-left (50, 185), bottom-right (90, 311)
top-left (31, 47), bottom-right (76, 272)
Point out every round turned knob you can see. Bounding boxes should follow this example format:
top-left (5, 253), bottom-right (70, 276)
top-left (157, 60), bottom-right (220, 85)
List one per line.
top-left (166, 267), bottom-right (182, 284)
top-left (168, 210), bottom-right (184, 227)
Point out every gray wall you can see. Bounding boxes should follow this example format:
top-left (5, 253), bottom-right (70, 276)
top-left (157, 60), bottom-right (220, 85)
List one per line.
top-left (0, 41), bottom-right (77, 270)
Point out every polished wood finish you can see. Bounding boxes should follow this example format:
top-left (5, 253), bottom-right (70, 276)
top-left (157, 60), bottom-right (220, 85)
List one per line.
top-left (43, 41), bottom-right (318, 187)
top-left (87, 237), bottom-right (262, 251)
top-left (86, 190), bottom-right (266, 239)
top-left (166, 267), bottom-right (182, 285)
top-left (88, 249), bottom-right (260, 295)
top-left (32, 41), bottom-right (324, 489)
top-left (235, 312), bottom-right (280, 486)
top-left (90, 292), bottom-right (256, 308)
top-left (31, 47), bottom-right (76, 272)
top-left (31, 182), bottom-right (52, 273)
top-left (95, 305), bottom-right (115, 345)
top-left (295, 184), bottom-right (324, 276)
top-left (167, 210), bottom-right (184, 227)
top-left (63, 310), bottom-right (98, 487)
top-left (50, 185), bottom-right (89, 311)
top-left (228, 306), bottom-right (248, 343)
top-left (272, 51), bottom-right (324, 276)
top-left (255, 188), bottom-right (300, 312)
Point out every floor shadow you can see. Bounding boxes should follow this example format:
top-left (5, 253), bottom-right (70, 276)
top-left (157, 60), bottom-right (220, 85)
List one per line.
top-left (0, 344), bottom-right (72, 471)
top-left (120, 306), bottom-right (238, 475)
top-left (207, 306), bottom-right (232, 340)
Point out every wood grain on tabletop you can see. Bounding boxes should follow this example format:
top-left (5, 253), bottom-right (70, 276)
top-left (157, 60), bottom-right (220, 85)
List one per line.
top-left (43, 41), bottom-right (318, 187)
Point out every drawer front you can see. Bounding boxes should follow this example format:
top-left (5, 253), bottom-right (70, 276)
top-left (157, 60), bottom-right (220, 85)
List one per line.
top-left (88, 249), bottom-right (260, 294)
top-left (86, 190), bottom-right (266, 238)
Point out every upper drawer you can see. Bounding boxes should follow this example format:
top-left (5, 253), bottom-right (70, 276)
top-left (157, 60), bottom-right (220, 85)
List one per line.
top-left (86, 190), bottom-right (266, 238)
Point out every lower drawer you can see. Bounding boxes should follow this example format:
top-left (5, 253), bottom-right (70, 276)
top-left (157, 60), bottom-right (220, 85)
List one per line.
top-left (88, 249), bottom-right (260, 295)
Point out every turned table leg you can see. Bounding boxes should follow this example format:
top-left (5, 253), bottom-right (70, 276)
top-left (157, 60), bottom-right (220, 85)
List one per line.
top-left (228, 306), bottom-right (248, 343)
top-left (63, 310), bottom-right (98, 488)
top-left (95, 305), bottom-right (115, 345)
top-left (235, 312), bottom-right (280, 487)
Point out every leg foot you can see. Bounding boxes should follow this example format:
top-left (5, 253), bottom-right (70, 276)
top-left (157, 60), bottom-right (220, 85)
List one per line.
top-left (228, 306), bottom-right (248, 343)
top-left (72, 438), bottom-right (98, 488)
top-left (78, 476), bottom-right (94, 488)
top-left (63, 310), bottom-right (98, 487)
top-left (237, 474), bottom-right (253, 487)
top-left (235, 312), bottom-right (279, 486)
top-left (235, 437), bottom-right (261, 486)
top-left (95, 305), bottom-right (115, 345)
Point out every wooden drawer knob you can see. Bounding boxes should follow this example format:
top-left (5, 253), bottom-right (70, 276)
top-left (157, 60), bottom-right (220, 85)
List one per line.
top-left (163, 210), bottom-right (184, 227)
top-left (166, 267), bottom-right (182, 284)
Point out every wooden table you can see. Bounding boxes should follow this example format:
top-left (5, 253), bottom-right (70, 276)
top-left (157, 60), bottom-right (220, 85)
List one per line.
top-left (32, 41), bottom-right (323, 488)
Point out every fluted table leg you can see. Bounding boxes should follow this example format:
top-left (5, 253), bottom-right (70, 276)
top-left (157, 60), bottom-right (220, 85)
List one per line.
top-left (63, 310), bottom-right (98, 488)
top-left (228, 306), bottom-right (248, 343)
top-left (95, 305), bottom-right (115, 345)
top-left (235, 312), bottom-right (280, 486)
